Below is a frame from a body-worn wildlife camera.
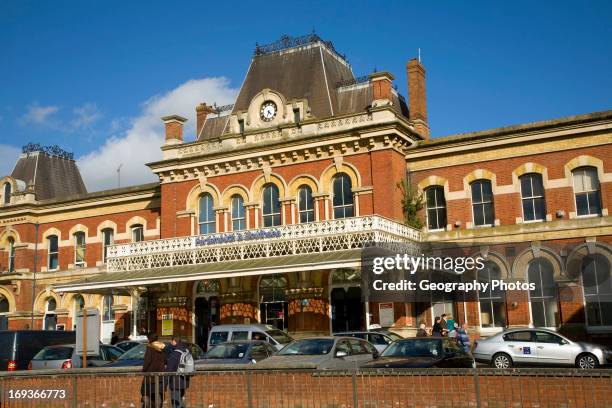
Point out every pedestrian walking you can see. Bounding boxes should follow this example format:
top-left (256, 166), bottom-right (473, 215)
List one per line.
top-left (416, 322), bottom-right (428, 337)
top-left (166, 336), bottom-right (193, 408)
top-left (440, 314), bottom-right (449, 336)
top-left (456, 323), bottom-right (471, 353)
top-left (432, 317), bottom-right (443, 337)
top-left (141, 333), bottom-right (166, 408)
top-left (448, 322), bottom-right (458, 339)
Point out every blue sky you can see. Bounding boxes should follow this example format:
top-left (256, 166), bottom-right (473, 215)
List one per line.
top-left (1, 0), bottom-right (610, 190)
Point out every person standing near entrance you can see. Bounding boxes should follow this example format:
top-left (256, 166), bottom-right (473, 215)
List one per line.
top-left (416, 323), bottom-right (429, 337)
top-left (440, 314), bottom-right (449, 336)
top-left (141, 333), bottom-right (166, 408)
top-left (432, 317), bottom-right (443, 337)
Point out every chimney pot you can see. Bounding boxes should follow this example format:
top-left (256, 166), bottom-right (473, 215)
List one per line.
top-left (369, 71), bottom-right (395, 104)
top-left (407, 58), bottom-right (429, 140)
top-left (162, 115), bottom-right (188, 145)
top-left (196, 103), bottom-right (216, 139)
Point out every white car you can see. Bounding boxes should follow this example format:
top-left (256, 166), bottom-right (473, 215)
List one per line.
top-left (473, 328), bottom-right (612, 369)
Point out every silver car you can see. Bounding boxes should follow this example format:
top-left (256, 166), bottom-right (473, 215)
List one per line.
top-left (29, 344), bottom-right (123, 370)
top-left (473, 328), bottom-right (612, 369)
top-left (333, 331), bottom-right (402, 353)
top-left (257, 336), bottom-right (378, 370)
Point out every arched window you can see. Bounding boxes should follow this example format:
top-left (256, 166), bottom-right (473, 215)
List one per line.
top-left (0, 296), bottom-right (8, 330)
top-left (47, 235), bottom-right (59, 270)
top-left (7, 237), bottom-right (15, 273)
top-left (3, 183), bottom-right (11, 205)
top-left (44, 298), bottom-right (57, 330)
top-left (298, 185), bottom-right (315, 223)
top-left (478, 261), bottom-right (506, 328)
top-left (582, 255), bottom-right (612, 326)
top-left (425, 186), bottom-right (447, 231)
top-left (102, 228), bottom-right (114, 263)
top-left (74, 232), bottom-right (86, 268)
top-left (528, 258), bottom-right (558, 327)
top-left (332, 173), bottom-right (354, 219)
top-left (231, 195), bottom-right (246, 231)
top-left (471, 180), bottom-right (494, 227)
top-left (572, 166), bottom-right (601, 216)
top-left (520, 173), bottom-right (546, 222)
top-left (262, 184), bottom-right (281, 227)
top-left (74, 294), bottom-right (85, 313)
top-left (102, 295), bottom-right (114, 321)
top-left (198, 193), bottom-right (216, 234)
top-left (131, 224), bottom-right (144, 242)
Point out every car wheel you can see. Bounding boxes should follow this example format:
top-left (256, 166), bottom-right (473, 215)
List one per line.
top-left (576, 353), bottom-right (599, 370)
top-left (492, 353), bottom-right (512, 369)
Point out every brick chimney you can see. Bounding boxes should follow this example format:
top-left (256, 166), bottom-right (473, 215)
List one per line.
top-left (196, 103), bottom-right (216, 139)
top-left (369, 71), bottom-right (395, 104)
top-left (406, 58), bottom-right (429, 140)
top-left (161, 115), bottom-right (188, 145)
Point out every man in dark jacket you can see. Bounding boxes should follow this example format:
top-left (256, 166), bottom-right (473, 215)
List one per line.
top-left (166, 336), bottom-right (189, 408)
top-left (142, 333), bottom-right (166, 408)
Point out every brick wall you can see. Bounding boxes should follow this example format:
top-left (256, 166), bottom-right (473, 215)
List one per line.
top-left (1, 369), bottom-right (609, 407)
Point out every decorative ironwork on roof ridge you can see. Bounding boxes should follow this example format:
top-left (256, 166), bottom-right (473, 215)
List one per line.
top-left (254, 33), bottom-right (347, 62)
top-left (22, 143), bottom-right (74, 160)
top-left (336, 75), bottom-right (371, 89)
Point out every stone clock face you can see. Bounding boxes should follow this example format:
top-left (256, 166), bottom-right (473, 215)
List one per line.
top-left (260, 101), bottom-right (277, 121)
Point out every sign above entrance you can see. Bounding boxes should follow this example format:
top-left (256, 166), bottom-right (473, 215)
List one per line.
top-left (195, 229), bottom-right (281, 246)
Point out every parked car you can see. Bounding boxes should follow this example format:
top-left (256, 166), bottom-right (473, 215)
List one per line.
top-left (208, 324), bottom-right (293, 351)
top-left (334, 331), bottom-right (399, 352)
top-left (105, 341), bottom-right (205, 367)
top-left (473, 328), bottom-right (612, 369)
top-left (29, 344), bottom-right (124, 369)
top-left (197, 341), bottom-right (276, 365)
top-left (114, 340), bottom-right (146, 353)
top-left (361, 338), bottom-right (474, 369)
top-left (257, 337), bottom-right (378, 370)
top-left (0, 330), bottom-right (76, 371)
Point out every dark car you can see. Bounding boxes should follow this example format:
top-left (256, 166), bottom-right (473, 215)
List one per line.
top-left (361, 338), bottom-right (474, 369)
top-left (0, 330), bottom-right (76, 371)
top-left (197, 341), bottom-right (276, 365)
top-left (106, 341), bottom-right (205, 367)
top-left (114, 340), bottom-right (146, 353)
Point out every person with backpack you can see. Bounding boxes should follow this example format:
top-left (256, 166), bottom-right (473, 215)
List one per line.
top-left (165, 336), bottom-right (193, 408)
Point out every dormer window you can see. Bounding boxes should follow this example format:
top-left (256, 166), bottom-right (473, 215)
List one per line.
top-left (238, 118), bottom-right (245, 134)
top-left (3, 183), bottom-right (10, 205)
top-left (293, 108), bottom-right (300, 124)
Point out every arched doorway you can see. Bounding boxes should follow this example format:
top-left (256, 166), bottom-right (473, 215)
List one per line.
top-left (193, 280), bottom-right (219, 350)
top-left (259, 274), bottom-right (288, 330)
top-left (330, 268), bottom-right (364, 332)
top-left (0, 296), bottom-right (9, 330)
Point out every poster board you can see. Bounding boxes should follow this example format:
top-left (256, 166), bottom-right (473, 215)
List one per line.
top-left (161, 314), bottom-right (173, 336)
top-left (378, 302), bottom-right (394, 327)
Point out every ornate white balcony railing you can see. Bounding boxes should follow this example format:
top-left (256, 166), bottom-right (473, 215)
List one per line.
top-left (106, 216), bottom-right (422, 272)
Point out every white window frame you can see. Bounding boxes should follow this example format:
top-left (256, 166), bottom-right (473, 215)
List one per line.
top-left (520, 173), bottom-right (546, 222)
top-left (425, 186), bottom-right (447, 231)
top-left (74, 232), bottom-right (86, 268)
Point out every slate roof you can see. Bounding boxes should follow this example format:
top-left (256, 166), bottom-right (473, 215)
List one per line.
top-left (198, 36), bottom-right (410, 141)
top-left (11, 151), bottom-right (87, 200)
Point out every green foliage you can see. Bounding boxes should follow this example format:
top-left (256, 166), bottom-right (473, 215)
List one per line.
top-left (397, 179), bottom-right (424, 229)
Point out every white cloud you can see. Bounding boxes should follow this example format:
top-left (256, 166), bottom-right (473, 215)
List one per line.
top-left (0, 144), bottom-right (21, 177)
top-left (71, 103), bottom-right (102, 130)
top-left (20, 103), bottom-right (60, 126)
top-left (78, 77), bottom-right (238, 192)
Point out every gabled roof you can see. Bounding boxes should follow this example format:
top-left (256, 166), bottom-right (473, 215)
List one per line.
top-left (11, 151), bottom-right (87, 200)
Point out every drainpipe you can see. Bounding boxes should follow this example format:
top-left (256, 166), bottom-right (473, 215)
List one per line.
top-left (30, 223), bottom-right (39, 329)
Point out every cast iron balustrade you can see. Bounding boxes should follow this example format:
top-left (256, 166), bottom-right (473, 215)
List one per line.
top-left (105, 215), bottom-right (421, 272)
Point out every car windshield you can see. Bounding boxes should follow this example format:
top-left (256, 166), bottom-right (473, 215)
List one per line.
top-left (385, 332), bottom-right (403, 341)
top-left (118, 343), bottom-right (146, 360)
top-left (265, 329), bottom-right (293, 344)
top-left (278, 339), bottom-right (334, 355)
top-left (382, 340), bottom-right (442, 358)
top-left (116, 342), bottom-right (138, 352)
top-left (33, 346), bottom-right (73, 360)
top-left (206, 344), bottom-right (250, 359)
